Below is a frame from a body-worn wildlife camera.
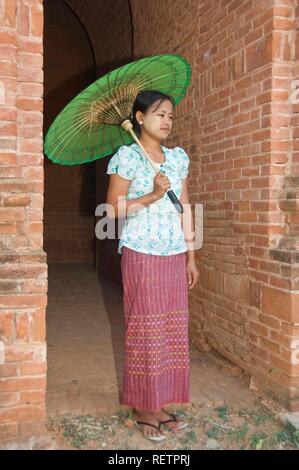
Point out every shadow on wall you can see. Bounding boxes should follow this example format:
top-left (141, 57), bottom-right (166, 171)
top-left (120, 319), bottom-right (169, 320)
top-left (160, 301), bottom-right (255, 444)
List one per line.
top-left (43, 0), bottom-right (97, 263)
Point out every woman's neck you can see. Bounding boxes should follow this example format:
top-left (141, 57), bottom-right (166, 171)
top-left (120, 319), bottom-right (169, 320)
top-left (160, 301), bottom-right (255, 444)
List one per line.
top-left (138, 135), bottom-right (163, 153)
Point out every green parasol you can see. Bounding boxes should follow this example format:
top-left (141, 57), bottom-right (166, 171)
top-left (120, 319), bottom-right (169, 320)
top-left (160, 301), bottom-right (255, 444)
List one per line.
top-left (44, 53), bottom-right (191, 213)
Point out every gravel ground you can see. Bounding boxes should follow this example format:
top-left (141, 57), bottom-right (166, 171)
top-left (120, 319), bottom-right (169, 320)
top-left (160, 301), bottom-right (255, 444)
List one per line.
top-left (46, 399), bottom-right (299, 450)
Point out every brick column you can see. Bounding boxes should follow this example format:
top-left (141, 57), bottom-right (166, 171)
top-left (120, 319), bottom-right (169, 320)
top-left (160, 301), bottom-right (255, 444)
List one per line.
top-left (260, 0), bottom-right (299, 411)
top-left (0, 0), bottom-right (46, 442)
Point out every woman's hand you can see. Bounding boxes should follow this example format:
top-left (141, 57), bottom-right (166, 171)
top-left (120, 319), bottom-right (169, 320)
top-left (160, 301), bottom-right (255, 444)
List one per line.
top-left (186, 258), bottom-right (199, 289)
top-left (152, 172), bottom-right (171, 199)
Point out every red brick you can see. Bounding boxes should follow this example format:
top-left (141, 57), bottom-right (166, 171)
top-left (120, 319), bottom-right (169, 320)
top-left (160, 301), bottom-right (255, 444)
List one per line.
top-left (0, 364), bottom-right (18, 378)
top-left (0, 166), bottom-right (21, 177)
top-left (30, 3), bottom-right (43, 37)
top-left (16, 313), bottom-right (30, 342)
top-left (250, 344), bottom-right (269, 362)
top-left (17, 98), bottom-right (43, 112)
top-left (17, 3), bottom-right (30, 36)
top-left (0, 46), bottom-right (16, 61)
top-left (18, 67), bottom-right (43, 83)
top-left (269, 353), bottom-right (299, 375)
top-left (22, 222), bottom-right (43, 234)
top-left (27, 209), bottom-right (42, 221)
top-left (19, 126), bottom-right (42, 139)
top-left (259, 314), bottom-right (280, 330)
top-left (20, 391), bottom-right (45, 404)
top-left (17, 154), bottom-right (43, 166)
top-left (0, 32), bottom-right (16, 45)
top-left (0, 62), bottom-right (17, 77)
top-left (19, 139), bottom-right (43, 153)
top-left (0, 293), bottom-right (47, 310)
top-left (30, 310), bottom-right (45, 341)
top-left (18, 83), bottom-right (43, 98)
top-left (20, 362), bottom-right (46, 376)
top-left (270, 330), bottom-right (296, 348)
top-left (18, 38), bottom-right (42, 54)
top-left (0, 405), bottom-right (45, 423)
top-left (262, 286), bottom-right (299, 322)
top-left (260, 337), bottom-right (280, 354)
top-left (18, 111), bottom-right (42, 125)
top-left (0, 313), bottom-right (14, 343)
top-left (0, 208), bottom-right (25, 222)
top-left (0, 377), bottom-right (46, 392)
top-left (0, 152), bottom-right (17, 164)
top-left (4, 195), bottom-right (30, 207)
top-left (0, 224), bottom-right (18, 235)
top-left (0, 423), bottom-right (18, 440)
top-left (0, 392), bottom-right (19, 407)
top-left (22, 167), bottom-right (43, 180)
top-left (281, 323), bottom-right (299, 336)
top-left (249, 321), bottom-right (269, 338)
top-left (18, 52), bottom-right (43, 69)
top-left (4, 344), bottom-right (44, 363)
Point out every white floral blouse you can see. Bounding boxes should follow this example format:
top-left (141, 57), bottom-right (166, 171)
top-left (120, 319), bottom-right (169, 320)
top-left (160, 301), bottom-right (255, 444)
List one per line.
top-left (106, 142), bottom-right (190, 256)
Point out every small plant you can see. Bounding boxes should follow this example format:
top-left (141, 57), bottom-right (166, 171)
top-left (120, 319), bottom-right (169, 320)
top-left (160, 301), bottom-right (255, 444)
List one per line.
top-left (253, 414), bottom-right (267, 426)
top-left (236, 424), bottom-right (250, 441)
top-left (178, 430), bottom-right (198, 448)
top-left (275, 421), bottom-right (299, 448)
top-left (250, 432), bottom-right (268, 450)
top-left (206, 427), bottom-right (219, 439)
top-left (227, 424), bottom-right (249, 442)
top-left (215, 405), bottom-right (230, 422)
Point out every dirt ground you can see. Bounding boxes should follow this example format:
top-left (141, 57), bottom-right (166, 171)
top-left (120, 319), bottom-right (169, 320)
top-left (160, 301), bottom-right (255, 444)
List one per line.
top-left (45, 398), bottom-right (299, 451)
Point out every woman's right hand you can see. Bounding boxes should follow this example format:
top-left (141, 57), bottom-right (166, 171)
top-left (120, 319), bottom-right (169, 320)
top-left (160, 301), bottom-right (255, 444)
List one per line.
top-left (152, 172), bottom-right (171, 199)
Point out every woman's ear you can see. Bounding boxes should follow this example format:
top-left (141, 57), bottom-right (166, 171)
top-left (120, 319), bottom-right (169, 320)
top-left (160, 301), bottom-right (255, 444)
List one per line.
top-left (135, 110), bottom-right (143, 124)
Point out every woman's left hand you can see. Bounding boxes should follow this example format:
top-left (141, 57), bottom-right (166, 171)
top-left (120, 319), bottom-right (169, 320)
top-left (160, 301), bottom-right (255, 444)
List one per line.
top-left (186, 259), bottom-right (199, 289)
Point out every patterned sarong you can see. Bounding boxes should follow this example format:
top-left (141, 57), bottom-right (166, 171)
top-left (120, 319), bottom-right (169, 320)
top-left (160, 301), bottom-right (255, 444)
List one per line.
top-left (120, 246), bottom-right (190, 411)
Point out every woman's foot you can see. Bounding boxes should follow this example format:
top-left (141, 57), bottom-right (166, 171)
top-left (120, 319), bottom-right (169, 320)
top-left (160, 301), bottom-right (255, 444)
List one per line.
top-left (153, 408), bottom-right (188, 433)
top-left (132, 409), bottom-right (167, 440)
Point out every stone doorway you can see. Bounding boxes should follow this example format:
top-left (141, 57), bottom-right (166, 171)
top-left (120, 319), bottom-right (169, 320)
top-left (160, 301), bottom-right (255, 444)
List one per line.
top-left (43, 0), bottom-right (120, 417)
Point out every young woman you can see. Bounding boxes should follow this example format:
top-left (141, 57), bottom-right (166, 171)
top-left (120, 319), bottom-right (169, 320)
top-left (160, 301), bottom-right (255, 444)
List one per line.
top-left (106, 90), bottom-right (199, 441)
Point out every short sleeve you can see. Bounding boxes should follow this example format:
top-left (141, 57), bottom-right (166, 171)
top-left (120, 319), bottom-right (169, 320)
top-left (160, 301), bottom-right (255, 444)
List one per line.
top-left (175, 147), bottom-right (190, 179)
top-left (106, 145), bottom-right (137, 180)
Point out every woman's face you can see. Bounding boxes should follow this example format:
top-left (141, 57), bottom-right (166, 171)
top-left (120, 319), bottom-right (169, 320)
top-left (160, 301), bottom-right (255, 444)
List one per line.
top-left (137, 99), bottom-right (173, 141)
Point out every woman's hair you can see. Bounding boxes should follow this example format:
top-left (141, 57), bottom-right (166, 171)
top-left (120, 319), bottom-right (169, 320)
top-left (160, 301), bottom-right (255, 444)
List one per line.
top-left (131, 90), bottom-right (175, 138)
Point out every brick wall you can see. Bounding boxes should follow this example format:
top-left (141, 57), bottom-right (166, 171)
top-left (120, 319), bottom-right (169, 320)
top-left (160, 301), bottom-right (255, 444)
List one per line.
top-left (264, 0), bottom-right (299, 408)
top-left (130, 0), bottom-right (299, 411)
top-left (0, 0), bottom-right (47, 441)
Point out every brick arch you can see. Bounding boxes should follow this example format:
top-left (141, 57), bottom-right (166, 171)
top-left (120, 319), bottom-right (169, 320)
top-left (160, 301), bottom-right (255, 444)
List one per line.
top-left (62, 0), bottom-right (97, 74)
top-left (64, 0), bottom-right (133, 75)
top-left (43, 0), bottom-right (97, 263)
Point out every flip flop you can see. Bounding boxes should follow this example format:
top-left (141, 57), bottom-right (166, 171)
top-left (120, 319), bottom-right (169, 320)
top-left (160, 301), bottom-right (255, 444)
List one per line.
top-left (133, 419), bottom-right (168, 442)
top-left (159, 409), bottom-right (189, 432)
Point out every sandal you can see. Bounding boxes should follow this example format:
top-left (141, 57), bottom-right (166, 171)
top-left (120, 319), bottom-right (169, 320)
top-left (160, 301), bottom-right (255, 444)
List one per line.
top-left (133, 419), bottom-right (167, 442)
top-left (159, 408), bottom-right (189, 432)
top-left (132, 409), bottom-right (167, 442)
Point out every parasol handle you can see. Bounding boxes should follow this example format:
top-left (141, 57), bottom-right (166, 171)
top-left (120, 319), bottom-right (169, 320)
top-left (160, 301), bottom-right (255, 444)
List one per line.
top-left (121, 119), bottom-right (184, 214)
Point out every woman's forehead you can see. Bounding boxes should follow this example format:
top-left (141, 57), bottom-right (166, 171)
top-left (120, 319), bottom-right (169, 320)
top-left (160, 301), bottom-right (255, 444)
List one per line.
top-left (149, 99), bottom-right (173, 113)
